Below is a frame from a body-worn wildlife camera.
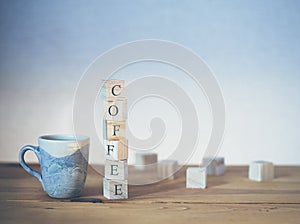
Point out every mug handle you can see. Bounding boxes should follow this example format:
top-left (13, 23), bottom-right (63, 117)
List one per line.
top-left (19, 145), bottom-right (44, 188)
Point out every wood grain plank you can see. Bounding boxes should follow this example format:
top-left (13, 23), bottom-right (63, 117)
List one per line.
top-left (0, 164), bottom-right (299, 224)
top-left (1, 201), bottom-right (300, 224)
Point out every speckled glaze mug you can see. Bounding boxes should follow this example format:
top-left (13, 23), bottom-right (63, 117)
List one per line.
top-left (19, 134), bottom-right (89, 198)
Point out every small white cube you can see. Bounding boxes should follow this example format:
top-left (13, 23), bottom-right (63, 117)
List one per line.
top-left (158, 160), bottom-right (178, 180)
top-left (135, 152), bottom-right (157, 171)
top-left (203, 157), bottom-right (225, 176)
top-left (186, 167), bottom-right (206, 189)
top-left (248, 161), bottom-right (274, 182)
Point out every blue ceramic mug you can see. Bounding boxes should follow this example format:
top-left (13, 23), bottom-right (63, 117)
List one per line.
top-left (19, 134), bottom-right (89, 198)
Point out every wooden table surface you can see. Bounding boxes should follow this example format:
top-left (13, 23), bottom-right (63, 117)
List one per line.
top-left (0, 164), bottom-right (300, 224)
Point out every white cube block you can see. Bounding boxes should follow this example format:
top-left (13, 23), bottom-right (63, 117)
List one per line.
top-left (203, 157), bottom-right (225, 176)
top-left (248, 161), bottom-right (274, 182)
top-left (104, 139), bottom-right (128, 161)
top-left (158, 160), bottom-right (178, 180)
top-left (186, 167), bottom-right (206, 189)
top-left (103, 178), bottom-right (128, 200)
top-left (135, 152), bottom-right (157, 171)
top-left (105, 160), bottom-right (128, 180)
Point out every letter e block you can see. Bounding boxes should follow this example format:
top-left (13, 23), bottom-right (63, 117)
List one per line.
top-left (105, 159), bottom-right (128, 180)
top-left (103, 178), bottom-right (128, 200)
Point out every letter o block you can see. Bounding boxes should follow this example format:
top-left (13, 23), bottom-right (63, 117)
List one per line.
top-left (104, 99), bottom-right (128, 121)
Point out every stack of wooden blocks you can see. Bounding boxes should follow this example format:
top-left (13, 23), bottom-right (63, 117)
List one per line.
top-left (102, 80), bottom-right (128, 200)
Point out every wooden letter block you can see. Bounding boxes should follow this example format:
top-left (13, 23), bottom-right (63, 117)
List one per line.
top-left (186, 167), bottom-right (206, 189)
top-left (202, 157), bottom-right (225, 176)
top-left (103, 120), bottom-right (126, 140)
top-left (158, 160), bottom-right (178, 180)
top-left (105, 159), bottom-right (128, 180)
top-left (104, 139), bottom-right (128, 161)
top-left (135, 152), bottom-right (157, 171)
top-left (248, 161), bottom-right (274, 182)
top-left (104, 99), bottom-right (128, 121)
top-left (101, 80), bottom-right (125, 101)
top-left (103, 178), bottom-right (128, 200)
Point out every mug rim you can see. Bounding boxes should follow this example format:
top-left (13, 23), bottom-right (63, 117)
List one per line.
top-left (39, 134), bottom-right (89, 143)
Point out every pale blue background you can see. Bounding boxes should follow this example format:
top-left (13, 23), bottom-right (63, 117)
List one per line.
top-left (0, 0), bottom-right (299, 164)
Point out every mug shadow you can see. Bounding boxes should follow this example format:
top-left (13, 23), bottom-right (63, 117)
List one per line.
top-left (81, 166), bottom-right (103, 197)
